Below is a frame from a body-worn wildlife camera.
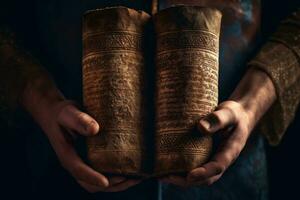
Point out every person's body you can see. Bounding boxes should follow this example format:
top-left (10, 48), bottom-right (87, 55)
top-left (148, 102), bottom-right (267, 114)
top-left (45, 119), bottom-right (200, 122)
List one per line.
top-left (0, 0), bottom-right (299, 199)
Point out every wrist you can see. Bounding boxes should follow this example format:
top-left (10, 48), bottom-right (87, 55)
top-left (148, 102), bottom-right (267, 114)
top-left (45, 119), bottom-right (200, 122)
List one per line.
top-left (229, 68), bottom-right (276, 130)
top-left (21, 73), bottom-right (65, 123)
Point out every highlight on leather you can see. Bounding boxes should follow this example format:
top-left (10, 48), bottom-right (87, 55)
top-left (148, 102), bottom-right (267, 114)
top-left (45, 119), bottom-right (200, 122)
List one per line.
top-left (154, 6), bottom-right (222, 175)
top-left (82, 7), bottom-right (150, 176)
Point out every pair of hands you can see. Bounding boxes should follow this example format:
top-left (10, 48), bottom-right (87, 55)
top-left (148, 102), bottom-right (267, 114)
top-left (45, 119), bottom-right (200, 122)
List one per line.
top-left (25, 98), bottom-right (254, 192)
top-left (21, 68), bottom-right (276, 192)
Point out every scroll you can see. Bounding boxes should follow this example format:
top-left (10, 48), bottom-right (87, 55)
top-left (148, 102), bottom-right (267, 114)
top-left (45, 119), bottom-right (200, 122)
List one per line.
top-left (82, 7), bottom-right (150, 176)
top-left (154, 6), bottom-right (222, 175)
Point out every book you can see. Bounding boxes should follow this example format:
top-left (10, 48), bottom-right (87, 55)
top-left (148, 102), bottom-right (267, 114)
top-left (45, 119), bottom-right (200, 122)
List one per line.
top-left (82, 6), bottom-right (222, 177)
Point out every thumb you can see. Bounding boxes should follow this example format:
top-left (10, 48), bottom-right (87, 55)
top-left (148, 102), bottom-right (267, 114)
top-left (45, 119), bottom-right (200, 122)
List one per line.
top-left (198, 108), bottom-right (237, 135)
top-left (57, 104), bottom-right (100, 136)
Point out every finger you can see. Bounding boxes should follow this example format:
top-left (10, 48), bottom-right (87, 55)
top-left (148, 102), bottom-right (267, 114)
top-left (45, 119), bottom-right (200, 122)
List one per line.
top-left (160, 176), bottom-right (187, 187)
top-left (49, 128), bottom-right (109, 187)
top-left (187, 161), bottom-right (223, 183)
top-left (104, 179), bottom-right (141, 192)
top-left (77, 180), bottom-right (105, 193)
top-left (193, 174), bottom-right (222, 186)
top-left (108, 176), bottom-right (127, 186)
top-left (64, 128), bottom-right (78, 140)
top-left (198, 108), bottom-right (237, 135)
top-left (57, 105), bottom-right (100, 136)
top-left (212, 126), bottom-right (247, 168)
top-left (190, 126), bottom-right (246, 182)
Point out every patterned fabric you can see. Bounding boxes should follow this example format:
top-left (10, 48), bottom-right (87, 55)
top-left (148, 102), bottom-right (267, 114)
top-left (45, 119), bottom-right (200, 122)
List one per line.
top-left (0, 29), bottom-right (45, 122)
top-left (1, 0), bottom-right (299, 145)
top-left (248, 9), bottom-right (300, 145)
top-left (0, 0), bottom-right (299, 199)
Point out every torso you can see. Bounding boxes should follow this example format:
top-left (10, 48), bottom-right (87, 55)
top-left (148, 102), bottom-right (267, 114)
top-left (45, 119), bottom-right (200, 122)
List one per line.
top-left (34, 0), bottom-right (261, 101)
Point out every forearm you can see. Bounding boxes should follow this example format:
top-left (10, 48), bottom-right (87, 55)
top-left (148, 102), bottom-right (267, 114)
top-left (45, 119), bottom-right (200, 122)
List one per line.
top-left (229, 68), bottom-right (276, 130)
top-left (246, 9), bottom-right (300, 145)
top-left (0, 29), bottom-right (45, 111)
top-left (0, 27), bottom-right (64, 117)
top-left (20, 72), bottom-right (65, 126)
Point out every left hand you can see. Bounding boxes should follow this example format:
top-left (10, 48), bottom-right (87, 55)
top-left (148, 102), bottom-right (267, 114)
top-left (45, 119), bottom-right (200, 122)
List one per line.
top-left (160, 100), bottom-right (253, 187)
top-left (160, 68), bottom-right (276, 187)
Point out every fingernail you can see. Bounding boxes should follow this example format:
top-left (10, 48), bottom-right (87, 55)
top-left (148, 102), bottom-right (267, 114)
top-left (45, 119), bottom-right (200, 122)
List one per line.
top-left (86, 121), bottom-right (99, 135)
top-left (200, 119), bottom-right (211, 131)
top-left (100, 179), bottom-right (109, 187)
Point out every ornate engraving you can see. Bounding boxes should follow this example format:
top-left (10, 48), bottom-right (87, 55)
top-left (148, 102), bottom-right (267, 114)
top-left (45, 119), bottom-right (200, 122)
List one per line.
top-left (157, 133), bottom-right (212, 153)
top-left (154, 6), bottom-right (222, 175)
top-left (83, 32), bottom-right (143, 56)
top-left (83, 7), bottom-right (150, 176)
top-left (157, 30), bottom-right (218, 54)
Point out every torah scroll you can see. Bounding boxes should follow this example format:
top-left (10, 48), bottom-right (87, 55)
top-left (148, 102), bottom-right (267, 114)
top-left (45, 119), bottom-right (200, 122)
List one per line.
top-left (154, 6), bottom-right (222, 175)
top-left (83, 7), bottom-right (150, 176)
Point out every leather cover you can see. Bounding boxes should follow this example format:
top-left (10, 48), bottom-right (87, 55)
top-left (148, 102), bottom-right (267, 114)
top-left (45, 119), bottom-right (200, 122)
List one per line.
top-left (154, 6), bottom-right (222, 175)
top-left (82, 7), bottom-right (150, 176)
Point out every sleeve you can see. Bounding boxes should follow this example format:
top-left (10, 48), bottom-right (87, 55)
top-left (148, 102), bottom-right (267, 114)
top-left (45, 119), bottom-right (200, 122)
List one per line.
top-left (248, 9), bottom-right (300, 145)
top-left (0, 28), bottom-right (45, 121)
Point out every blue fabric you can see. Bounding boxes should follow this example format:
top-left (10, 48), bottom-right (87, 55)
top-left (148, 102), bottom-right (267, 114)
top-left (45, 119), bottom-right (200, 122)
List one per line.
top-left (160, 134), bottom-right (269, 200)
top-left (13, 0), bottom-right (268, 199)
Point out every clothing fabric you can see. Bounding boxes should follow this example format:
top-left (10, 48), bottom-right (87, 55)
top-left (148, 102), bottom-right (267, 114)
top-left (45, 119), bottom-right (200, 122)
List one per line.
top-left (0, 0), bottom-right (299, 199)
top-left (160, 134), bottom-right (268, 200)
top-left (248, 9), bottom-right (300, 145)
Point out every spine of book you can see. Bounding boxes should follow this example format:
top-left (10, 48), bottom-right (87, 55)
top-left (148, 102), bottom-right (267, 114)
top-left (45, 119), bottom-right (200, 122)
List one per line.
top-left (82, 7), bottom-right (150, 176)
top-left (154, 6), bottom-right (222, 175)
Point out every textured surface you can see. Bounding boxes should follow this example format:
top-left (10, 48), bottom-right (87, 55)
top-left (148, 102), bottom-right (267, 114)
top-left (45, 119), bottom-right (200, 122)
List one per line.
top-left (0, 29), bottom-right (45, 117)
top-left (248, 8), bottom-right (300, 145)
top-left (154, 6), bottom-right (222, 175)
top-left (82, 7), bottom-right (150, 176)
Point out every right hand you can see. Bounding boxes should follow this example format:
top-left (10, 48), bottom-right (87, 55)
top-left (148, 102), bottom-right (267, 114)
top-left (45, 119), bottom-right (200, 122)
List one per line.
top-left (21, 75), bottom-right (141, 193)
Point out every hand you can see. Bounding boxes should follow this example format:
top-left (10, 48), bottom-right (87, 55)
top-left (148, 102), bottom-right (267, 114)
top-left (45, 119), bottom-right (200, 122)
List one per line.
top-left (161, 101), bottom-right (251, 187)
top-left (160, 68), bottom-right (276, 187)
top-left (43, 102), bottom-right (141, 193)
top-left (21, 74), bottom-right (141, 192)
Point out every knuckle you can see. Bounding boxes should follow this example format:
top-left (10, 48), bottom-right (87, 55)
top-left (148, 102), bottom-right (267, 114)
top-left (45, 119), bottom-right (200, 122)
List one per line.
top-left (219, 101), bottom-right (244, 121)
top-left (212, 113), bottom-right (222, 124)
top-left (77, 112), bottom-right (88, 122)
top-left (58, 104), bottom-right (73, 117)
top-left (215, 164), bottom-right (225, 174)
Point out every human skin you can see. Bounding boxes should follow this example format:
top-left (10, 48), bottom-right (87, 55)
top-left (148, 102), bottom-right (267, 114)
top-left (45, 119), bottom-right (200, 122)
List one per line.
top-left (20, 72), bottom-right (141, 193)
top-left (156, 0), bottom-right (275, 187)
top-left (20, 64), bottom-right (275, 191)
top-left (160, 67), bottom-right (276, 186)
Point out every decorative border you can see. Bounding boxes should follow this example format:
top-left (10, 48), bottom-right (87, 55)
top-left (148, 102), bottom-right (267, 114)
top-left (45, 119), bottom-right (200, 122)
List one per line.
top-left (83, 32), bottom-right (143, 56)
top-left (157, 30), bottom-right (219, 54)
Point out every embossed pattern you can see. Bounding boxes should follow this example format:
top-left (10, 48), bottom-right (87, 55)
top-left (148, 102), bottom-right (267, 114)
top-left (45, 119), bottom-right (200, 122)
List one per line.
top-left (154, 6), bottom-right (222, 175)
top-left (83, 7), bottom-right (150, 176)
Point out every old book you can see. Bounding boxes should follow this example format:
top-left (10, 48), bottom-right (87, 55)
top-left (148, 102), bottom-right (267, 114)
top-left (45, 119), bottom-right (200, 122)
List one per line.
top-left (82, 7), bottom-right (151, 176)
top-left (82, 6), bottom-right (221, 177)
top-left (154, 6), bottom-right (222, 175)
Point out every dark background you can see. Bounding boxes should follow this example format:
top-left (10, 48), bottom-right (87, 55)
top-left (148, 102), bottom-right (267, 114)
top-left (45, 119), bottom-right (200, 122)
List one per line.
top-left (1, 0), bottom-right (300, 199)
top-left (262, 1), bottom-right (300, 199)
